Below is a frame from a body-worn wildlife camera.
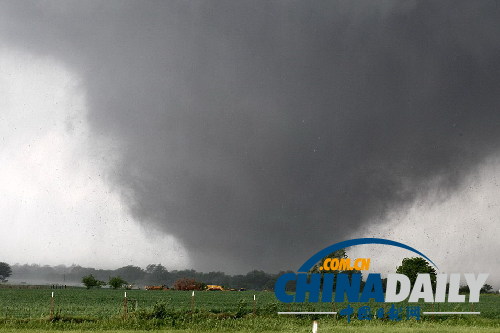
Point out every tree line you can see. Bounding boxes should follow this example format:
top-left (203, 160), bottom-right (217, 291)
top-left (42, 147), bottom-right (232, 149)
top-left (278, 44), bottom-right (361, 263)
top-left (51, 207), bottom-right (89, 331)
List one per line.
top-left (9, 263), bottom-right (288, 290)
top-left (4, 259), bottom-right (495, 293)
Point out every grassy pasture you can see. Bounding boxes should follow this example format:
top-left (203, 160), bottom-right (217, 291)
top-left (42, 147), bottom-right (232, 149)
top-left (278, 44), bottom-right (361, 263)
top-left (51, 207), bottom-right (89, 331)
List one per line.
top-left (0, 288), bottom-right (498, 332)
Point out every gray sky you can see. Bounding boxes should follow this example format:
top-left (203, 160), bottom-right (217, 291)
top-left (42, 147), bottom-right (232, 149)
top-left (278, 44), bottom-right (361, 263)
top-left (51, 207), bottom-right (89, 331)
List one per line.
top-left (0, 1), bottom-right (499, 285)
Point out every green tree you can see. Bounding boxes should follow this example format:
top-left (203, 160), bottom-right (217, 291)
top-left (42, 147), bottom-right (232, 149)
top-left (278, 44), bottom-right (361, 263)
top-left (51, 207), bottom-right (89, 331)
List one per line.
top-left (308, 249), bottom-right (364, 290)
top-left (108, 276), bottom-right (128, 289)
top-left (145, 264), bottom-right (168, 284)
top-left (115, 265), bottom-right (144, 283)
top-left (309, 249), bottom-right (347, 274)
top-left (396, 257), bottom-right (436, 287)
top-left (82, 274), bottom-right (106, 289)
top-left (481, 284), bottom-right (493, 293)
top-left (0, 262), bottom-right (12, 282)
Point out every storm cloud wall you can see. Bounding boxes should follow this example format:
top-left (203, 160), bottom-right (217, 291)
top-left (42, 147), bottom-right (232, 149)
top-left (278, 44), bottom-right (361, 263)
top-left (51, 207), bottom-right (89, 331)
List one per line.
top-left (1, 1), bottom-right (500, 272)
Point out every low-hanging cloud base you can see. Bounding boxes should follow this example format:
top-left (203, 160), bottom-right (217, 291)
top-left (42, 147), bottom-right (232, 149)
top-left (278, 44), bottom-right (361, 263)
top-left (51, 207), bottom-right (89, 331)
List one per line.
top-left (0, 1), bottom-right (499, 276)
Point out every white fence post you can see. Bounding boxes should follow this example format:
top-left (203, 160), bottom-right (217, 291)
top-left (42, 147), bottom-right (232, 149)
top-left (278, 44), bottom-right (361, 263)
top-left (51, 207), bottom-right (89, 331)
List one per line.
top-left (312, 320), bottom-right (318, 333)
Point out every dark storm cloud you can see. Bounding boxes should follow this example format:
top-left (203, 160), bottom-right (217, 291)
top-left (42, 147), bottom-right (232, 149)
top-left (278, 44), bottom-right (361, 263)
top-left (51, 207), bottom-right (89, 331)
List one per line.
top-left (2, 1), bottom-right (500, 272)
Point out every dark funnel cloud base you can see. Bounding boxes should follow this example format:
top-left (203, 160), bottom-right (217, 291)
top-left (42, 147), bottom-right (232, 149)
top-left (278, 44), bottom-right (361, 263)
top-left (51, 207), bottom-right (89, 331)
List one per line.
top-left (2, 1), bottom-right (500, 272)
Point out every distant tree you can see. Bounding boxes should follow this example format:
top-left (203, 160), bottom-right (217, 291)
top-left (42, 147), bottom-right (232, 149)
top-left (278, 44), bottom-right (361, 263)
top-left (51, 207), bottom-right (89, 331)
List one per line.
top-left (396, 257), bottom-right (436, 287)
top-left (173, 278), bottom-right (205, 291)
top-left (263, 275), bottom-right (278, 291)
top-left (459, 284), bottom-right (470, 293)
top-left (244, 270), bottom-right (273, 290)
top-left (309, 249), bottom-right (347, 274)
top-left (0, 262), bottom-right (12, 282)
top-left (203, 271), bottom-right (231, 287)
top-left (115, 266), bottom-right (145, 283)
top-left (481, 284), bottom-right (493, 293)
top-left (82, 274), bottom-right (106, 289)
top-left (145, 264), bottom-right (169, 284)
top-left (146, 264), bottom-right (167, 275)
top-left (108, 276), bottom-right (128, 289)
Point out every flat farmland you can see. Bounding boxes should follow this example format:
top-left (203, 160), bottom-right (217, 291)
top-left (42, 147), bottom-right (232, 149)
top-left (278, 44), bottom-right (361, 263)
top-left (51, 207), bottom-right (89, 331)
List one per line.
top-left (0, 288), bottom-right (499, 332)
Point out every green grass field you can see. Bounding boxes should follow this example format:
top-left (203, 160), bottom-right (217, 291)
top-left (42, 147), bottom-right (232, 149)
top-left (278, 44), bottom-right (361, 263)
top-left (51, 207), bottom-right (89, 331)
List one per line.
top-left (0, 288), bottom-right (498, 332)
